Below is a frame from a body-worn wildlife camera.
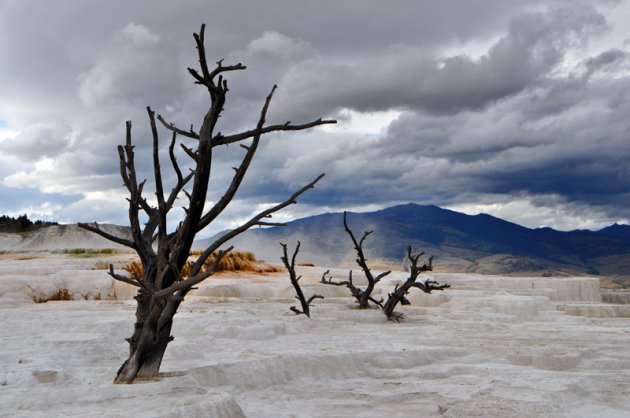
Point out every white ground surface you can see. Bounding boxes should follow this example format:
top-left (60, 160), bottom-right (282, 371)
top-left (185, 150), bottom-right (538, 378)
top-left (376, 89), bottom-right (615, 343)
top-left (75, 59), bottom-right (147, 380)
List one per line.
top-left (1, 253), bottom-right (630, 417)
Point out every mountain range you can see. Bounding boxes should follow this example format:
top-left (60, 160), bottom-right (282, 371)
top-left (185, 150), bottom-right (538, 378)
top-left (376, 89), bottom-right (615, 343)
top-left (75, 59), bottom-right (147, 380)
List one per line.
top-left (201, 203), bottom-right (630, 281)
top-left (3, 203), bottom-right (629, 283)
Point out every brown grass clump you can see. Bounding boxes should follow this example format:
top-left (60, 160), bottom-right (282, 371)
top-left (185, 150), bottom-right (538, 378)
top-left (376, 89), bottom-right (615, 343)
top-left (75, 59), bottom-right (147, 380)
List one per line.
top-left (209, 250), bottom-right (279, 273)
top-left (52, 248), bottom-right (121, 258)
top-left (123, 259), bottom-right (144, 280)
top-left (122, 250), bottom-right (281, 280)
top-left (92, 261), bottom-right (110, 270)
top-left (33, 289), bottom-right (73, 303)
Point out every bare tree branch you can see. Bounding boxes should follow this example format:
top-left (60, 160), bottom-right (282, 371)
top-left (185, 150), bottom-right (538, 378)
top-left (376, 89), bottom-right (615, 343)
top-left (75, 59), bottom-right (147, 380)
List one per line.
top-left (147, 107), bottom-right (167, 243)
top-left (157, 116), bottom-right (335, 146)
top-left (107, 264), bottom-right (140, 288)
top-left (168, 132), bottom-right (183, 185)
top-left (321, 269), bottom-right (383, 307)
top-left (325, 212), bottom-right (391, 308)
top-left (197, 85), bottom-right (277, 231)
top-left (383, 246), bottom-right (450, 322)
top-left (255, 221), bottom-right (287, 227)
top-left (154, 246), bottom-right (233, 299)
top-left (208, 58), bottom-right (247, 80)
top-left (77, 222), bottom-right (136, 249)
top-left (157, 114), bottom-right (200, 140)
top-left (215, 119), bottom-right (336, 146)
top-left (281, 241), bottom-right (323, 317)
top-left (163, 132), bottom-right (195, 216)
top-left (180, 143), bottom-right (198, 161)
top-left (191, 24), bottom-right (212, 87)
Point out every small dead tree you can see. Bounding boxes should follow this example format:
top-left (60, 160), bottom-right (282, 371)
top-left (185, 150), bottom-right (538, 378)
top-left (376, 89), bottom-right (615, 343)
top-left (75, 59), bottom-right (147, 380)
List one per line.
top-left (78, 24), bottom-right (335, 383)
top-left (280, 241), bottom-right (323, 317)
top-left (383, 246), bottom-right (450, 322)
top-left (321, 211), bottom-right (391, 308)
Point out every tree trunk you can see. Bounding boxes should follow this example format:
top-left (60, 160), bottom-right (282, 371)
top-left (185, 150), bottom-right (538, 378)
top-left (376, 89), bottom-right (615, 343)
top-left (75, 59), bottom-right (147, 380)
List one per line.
top-left (382, 291), bottom-right (409, 321)
top-left (358, 282), bottom-right (375, 309)
top-left (114, 290), bottom-right (185, 383)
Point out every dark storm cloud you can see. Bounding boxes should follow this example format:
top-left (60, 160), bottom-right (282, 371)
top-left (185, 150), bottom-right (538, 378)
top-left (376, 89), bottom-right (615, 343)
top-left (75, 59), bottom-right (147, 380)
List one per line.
top-left (0, 0), bottom-right (628, 231)
top-left (584, 48), bottom-right (629, 76)
top-left (270, 5), bottom-right (607, 119)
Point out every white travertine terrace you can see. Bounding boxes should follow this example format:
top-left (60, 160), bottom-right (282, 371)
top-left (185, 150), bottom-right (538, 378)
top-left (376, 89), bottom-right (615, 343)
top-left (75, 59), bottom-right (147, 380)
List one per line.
top-left (1, 254), bottom-right (629, 416)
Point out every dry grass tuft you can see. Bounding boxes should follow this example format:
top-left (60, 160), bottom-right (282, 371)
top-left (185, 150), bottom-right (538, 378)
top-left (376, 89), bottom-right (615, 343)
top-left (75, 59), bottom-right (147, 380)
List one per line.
top-left (92, 261), bottom-right (111, 270)
top-left (52, 248), bottom-right (121, 258)
top-left (209, 250), bottom-right (279, 273)
top-left (123, 260), bottom-right (144, 280)
top-left (33, 289), bottom-right (73, 303)
top-left (123, 250), bottom-right (281, 281)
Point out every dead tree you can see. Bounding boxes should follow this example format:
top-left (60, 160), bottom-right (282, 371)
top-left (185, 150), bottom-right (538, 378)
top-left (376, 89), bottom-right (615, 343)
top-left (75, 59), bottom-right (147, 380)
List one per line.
top-left (320, 269), bottom-right (383, 307)
top-left (280, 241), bottom-right (323, 318)
top-left (321, 211), bottom-right (391, 308)
top-left (78, 24), bottom-right (335, 383)
top-left (383, 246), bottom-right (450, 322)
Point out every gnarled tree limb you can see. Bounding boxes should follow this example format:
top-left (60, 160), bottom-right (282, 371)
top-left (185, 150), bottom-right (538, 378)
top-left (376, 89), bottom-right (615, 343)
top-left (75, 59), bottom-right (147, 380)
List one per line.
top-left (280, 241), bottom-right (323, 318)
top-left (77, 222), bottom-right (136, 249)
top-left (383, 246), bottom-right (450, 322)
top-left (321, 212), bottom-right (390, 308)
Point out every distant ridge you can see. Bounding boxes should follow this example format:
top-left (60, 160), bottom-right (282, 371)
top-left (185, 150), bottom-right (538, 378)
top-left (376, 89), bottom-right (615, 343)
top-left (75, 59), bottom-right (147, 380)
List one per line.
top-left (0, 224), bottom-right (131, 251)
top-left (3, 205), bottom-right (629, 281)
top-left (598, 223), bottom-right (630, 241)
top-left (199, 203), bottom-right (630, 278)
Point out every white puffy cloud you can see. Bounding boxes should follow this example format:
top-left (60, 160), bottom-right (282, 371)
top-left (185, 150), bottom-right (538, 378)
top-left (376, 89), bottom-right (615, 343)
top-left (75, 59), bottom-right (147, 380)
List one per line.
top-left (0, 122), bottom-right (74, 162)
top-left (246, 31), bottom-right (311, 59)
top-left (4, 153), bottom-right (120, 195)
top-left (116, 23), bottom-right (160, 46)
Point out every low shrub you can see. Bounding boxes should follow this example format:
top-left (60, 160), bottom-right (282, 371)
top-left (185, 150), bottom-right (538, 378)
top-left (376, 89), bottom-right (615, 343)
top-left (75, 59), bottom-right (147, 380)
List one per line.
top-left (33, 289), bottom-right (73, 303)
top-left (92, 261), bottom-right (111, 270)
top-left (52, 248), bottom-right (120, 257)
top-left (123, 250), bottom-right (281, 280)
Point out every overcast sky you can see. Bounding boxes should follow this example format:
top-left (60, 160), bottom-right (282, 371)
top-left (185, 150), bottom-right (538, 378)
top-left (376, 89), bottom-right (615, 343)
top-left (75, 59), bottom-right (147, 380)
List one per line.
top-left (1, 0), bottom-right (629, 235)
